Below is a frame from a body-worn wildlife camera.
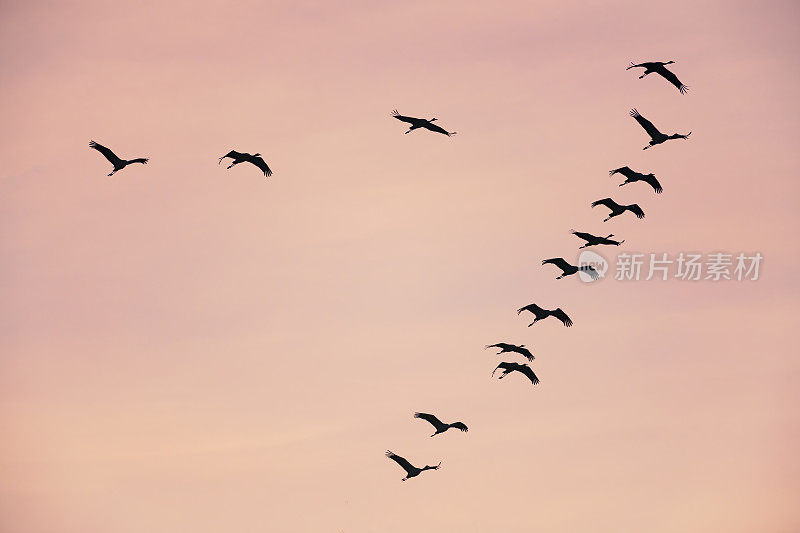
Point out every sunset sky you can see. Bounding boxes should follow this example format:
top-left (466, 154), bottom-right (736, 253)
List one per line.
top-left (1, 1), bottom-right (799, 531)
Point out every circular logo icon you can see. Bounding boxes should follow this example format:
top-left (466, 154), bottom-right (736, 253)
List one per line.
top-left (577, 250), bottom-right (608, 283)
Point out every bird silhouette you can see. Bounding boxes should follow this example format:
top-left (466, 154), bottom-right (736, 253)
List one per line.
top-left (89, 141), bottom-right (148, 176)
top-left (492, 362), bottom-right (540, 385)
top-left (591, 198), bottom-right (645, 221)
top-left (571, 231), bottom-right (625, 249)
top-left (609, 166), bottom-right (663, 194)
top-left (517, 303), bottom-right (573, 327)
top-left (485, 343), bottom-right (535, 361)
top-left (630, 109), bottom-right (690, 150)
top-left (413, 412), bottom-right (468, 437)
top-left (391, 109), bottom-right (456, 136)
top-left (627, 61), bottom-right (688, 94)
top-left (385, 450), bottom-right (441, 481)
top-left (218, 150), bottom-right (272, 177)
top-left (542, 258), bottom-right (599, 280)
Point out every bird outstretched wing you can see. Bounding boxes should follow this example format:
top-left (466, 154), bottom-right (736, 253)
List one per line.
top-left (630, 109), bottom-right (663, 139)
top-left (422, 122), bottom-right (456, 136)
top-left (486, 343), bottom-right (513, 350)
top-left (609, 167), bottom-right (634, 178)
top-left (450, 422), bottom-right (468, 432)
top-left (551, 308), bottom-right (573, 327)
top-left (580, 266), bottom-right (600, 280)
top-left (572, 231), bottom-right (596, 242)
top-left (386, 451), bottom-right (414, 474)
top-left (514, 346), bottom-right (535, 361)
top-left (391, 109), bottom-right (420, 125)
top-left (414, 412), bottom-right (447, 431)
top-left (643, 174), bottom-right (663, 193)
top-left (492, 362), bottom-right (513, 377)
top-left (591, 198), bottom-right (620, 210)
top-left (517, 303), bottom-right (544, 315)
top-left (655, 66), bottom-right (688, 94)
top-left (542, 258), bottom-right (570, 271)
top-left (518, 365), bottom-right (540, 385)
top-left (89, 141), bottom-right (124, 166)
top-left (249, 155), bottom-right (273, 177)
top-left (628, 204), bottom-right (646, 218)
top-left (219, 150), bottom-right (243, 164)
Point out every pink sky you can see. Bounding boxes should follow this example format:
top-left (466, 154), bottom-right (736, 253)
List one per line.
top-left (1, 1), bottom-right (799, 531)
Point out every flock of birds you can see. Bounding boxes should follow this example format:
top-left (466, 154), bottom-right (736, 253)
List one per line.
top-left (384, 60), bottom-right (691, 482)
top-left (87, 59), bottom-right (690, 482)
top-left (88, 143), bottom-right (274, 177)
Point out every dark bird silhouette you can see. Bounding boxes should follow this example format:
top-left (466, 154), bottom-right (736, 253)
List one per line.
top-left (89, 141), bottom-right (148, 176)
top-left (485, 342), bottom-right (534, 361)
top-left (627, 61), bottom-right (688, 94)
top-left (391, 109), bottom-right (456, 136)
top-left (413, 412), bottom-right (468, 437)
top-left (218, 150), bottom-right (272, 177)
top-left (517, 303), bottom-right (573, 327)
top-left (609, 166), bottom-right (663, 194)
top-left (492, 362), bottom-right (540, 385)
top-left (571, 231), bottom-right (625, 249)
top-left (630, 109), bottom-right (690, 150)
top-left (542, 258), bottom-right (599, 280)
top-left (591, 198), bottom-right (645, 221)
top-left (385, 450), bottom-right (441, 481)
